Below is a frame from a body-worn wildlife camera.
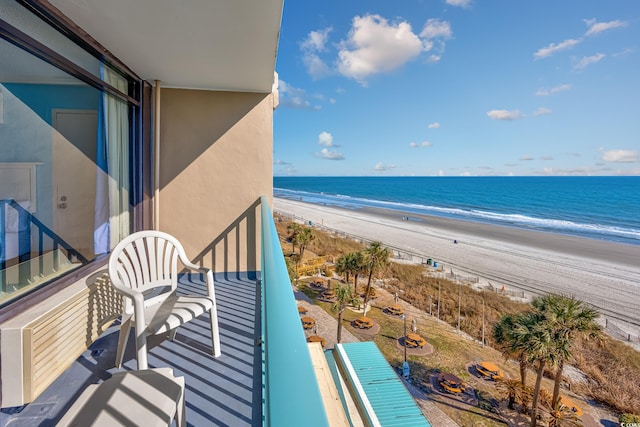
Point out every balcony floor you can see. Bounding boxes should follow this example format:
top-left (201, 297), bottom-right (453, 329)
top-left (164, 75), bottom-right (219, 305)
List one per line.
top-left (1, 273), bottom-right (262, 427)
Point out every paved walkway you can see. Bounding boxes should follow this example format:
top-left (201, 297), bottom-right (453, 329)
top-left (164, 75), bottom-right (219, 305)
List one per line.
top-left (294, 288), bottom-right (359, 348)
top-left (294, 285), bottom-right (460, 427)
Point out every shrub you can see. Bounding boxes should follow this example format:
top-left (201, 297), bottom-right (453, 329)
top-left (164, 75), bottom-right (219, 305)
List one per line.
top-left (620, 413), bottom-right (640, 423)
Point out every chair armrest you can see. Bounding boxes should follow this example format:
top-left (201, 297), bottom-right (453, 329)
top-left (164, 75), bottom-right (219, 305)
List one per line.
top-left (180, 258), bottom-right (215, 298)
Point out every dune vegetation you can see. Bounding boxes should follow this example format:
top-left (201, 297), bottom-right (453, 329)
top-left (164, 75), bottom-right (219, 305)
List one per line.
top-left (276, 216), bottom-right (640, 422)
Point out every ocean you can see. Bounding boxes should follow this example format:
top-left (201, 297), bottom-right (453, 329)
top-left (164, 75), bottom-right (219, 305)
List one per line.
top-left (273, 176), bottom-right (640, 246)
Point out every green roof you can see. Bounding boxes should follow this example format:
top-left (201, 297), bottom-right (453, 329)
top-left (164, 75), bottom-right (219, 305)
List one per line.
top-left (334, 342), bottom-right (431, 427)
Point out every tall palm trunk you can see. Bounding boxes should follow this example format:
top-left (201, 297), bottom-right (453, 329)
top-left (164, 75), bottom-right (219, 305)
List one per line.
top-left (519, 352), bottom-right (528, 386)
top-left (337, 310), bottom-right (344, 343)
top-left (353, 272), bottom-right (359, 295)
top-left (530, 360), bottom-right (546, 427)
top-left (362, 269), bottom-right (374, 316)
top-left (551, 359), bottom-right (564, 410)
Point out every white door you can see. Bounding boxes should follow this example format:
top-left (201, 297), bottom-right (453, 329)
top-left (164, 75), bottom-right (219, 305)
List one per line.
top-left (52, 109), bottom-right (98, 260)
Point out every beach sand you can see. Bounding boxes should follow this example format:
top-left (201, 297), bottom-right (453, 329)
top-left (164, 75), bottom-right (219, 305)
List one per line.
top-left (274, 197), bottom-right (640, 337)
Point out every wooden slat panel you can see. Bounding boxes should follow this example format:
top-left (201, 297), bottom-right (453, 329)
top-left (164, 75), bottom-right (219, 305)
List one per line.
top-left (23, 273), bottom-right (122, 402)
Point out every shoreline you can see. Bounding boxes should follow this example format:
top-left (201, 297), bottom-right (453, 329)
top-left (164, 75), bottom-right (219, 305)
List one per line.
top-left (273, 197), bottom-right (640, 335)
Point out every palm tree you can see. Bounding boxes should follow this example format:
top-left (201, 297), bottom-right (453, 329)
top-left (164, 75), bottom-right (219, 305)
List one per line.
top-left (541, 399), bottom-right (582, 427)
top-left (295, 226), bottom-right (315, 258)
top-left (286, 223), bottom-right (302, 254)
top-left (513, 311), bottom-right (556, 427)
top-left (361, 241), bottom-right (390, 316)
top-left (289, 253), bottom-right (301, 285)
top-left (335, 254), bottom-right (350, 284)
top-left (495, 378), bottom-right (527, 410)
top-left (532, 294), bottom-right (601, 412)
top-left (331, 284), bottom-right (360, 343)
top-left (347, 251), bottom-right (364, 294)
top-left (493, 312), bottom-right (532, 386)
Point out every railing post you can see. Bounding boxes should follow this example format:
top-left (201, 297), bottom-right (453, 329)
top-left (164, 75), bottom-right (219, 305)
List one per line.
top-left (18, 206), bottom-right (32, 286)
top-left (1, 200), bottom-right (6, 291)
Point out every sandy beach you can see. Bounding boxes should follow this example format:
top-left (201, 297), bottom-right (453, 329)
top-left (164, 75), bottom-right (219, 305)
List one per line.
top-left (274, 197), bottom-right (640, 335)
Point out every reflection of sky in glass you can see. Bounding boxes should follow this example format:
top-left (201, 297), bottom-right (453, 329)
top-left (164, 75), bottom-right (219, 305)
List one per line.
top-left (1, 1), bottom-right (102, 80)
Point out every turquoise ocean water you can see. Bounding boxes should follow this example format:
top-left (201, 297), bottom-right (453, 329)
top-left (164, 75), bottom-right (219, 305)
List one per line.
top-left (273, 176), bottom-right (640, 246)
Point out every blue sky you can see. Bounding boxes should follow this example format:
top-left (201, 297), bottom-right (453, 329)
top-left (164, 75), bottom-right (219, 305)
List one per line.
top-left (272, 0), bottom-right (640, 177)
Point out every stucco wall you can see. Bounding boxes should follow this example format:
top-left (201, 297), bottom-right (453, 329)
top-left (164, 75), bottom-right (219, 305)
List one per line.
top-left (158, 88), bottom-right (274, 274)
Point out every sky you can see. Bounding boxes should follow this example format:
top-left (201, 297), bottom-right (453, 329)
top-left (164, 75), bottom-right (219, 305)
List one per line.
top-left (272, 0), bottom-right (640, 177)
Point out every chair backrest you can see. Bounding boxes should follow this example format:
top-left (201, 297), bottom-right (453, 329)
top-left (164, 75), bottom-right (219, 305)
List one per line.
top-left (109, 231), bottom-right (186, 313)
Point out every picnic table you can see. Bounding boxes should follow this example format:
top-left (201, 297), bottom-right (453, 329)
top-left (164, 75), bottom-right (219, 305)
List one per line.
top-left (321, 289), bottom-right (335, 299)
top-left (438, 372), bottom-right (466, 394)
top-left (301, 316), bottom-right (316, 329)
top-left (385, 304), bottom-right (404, 315)
top-left (404, 333), bottom-right (426, 348)
top-left (353, 316), bottom-right (374, 329)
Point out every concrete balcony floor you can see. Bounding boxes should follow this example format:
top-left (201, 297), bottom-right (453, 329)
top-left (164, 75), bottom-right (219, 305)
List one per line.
top-left (1, 273), bottom-right (262, 427)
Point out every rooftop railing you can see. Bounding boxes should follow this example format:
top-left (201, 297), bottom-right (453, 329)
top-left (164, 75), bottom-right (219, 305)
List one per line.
top-left (260, 196), bottom-right (329, 426)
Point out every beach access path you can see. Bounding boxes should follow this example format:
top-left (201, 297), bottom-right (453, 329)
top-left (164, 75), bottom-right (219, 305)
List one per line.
top-left (275, 198), bottom-right (640, 338)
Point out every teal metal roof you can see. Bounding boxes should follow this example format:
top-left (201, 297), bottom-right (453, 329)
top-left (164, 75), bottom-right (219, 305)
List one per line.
top-left (334, 342), bottom-right (431, 427)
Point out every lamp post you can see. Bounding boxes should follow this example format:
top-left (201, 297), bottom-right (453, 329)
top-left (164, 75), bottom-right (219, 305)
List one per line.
top-left (400, 314), bottom-right (409, 379)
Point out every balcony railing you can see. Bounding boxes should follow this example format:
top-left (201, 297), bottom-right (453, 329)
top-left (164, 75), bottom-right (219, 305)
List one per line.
top-left (1, 199), bottom-right (88, 301)
top-left (260, 196), bottom-right (329, 426)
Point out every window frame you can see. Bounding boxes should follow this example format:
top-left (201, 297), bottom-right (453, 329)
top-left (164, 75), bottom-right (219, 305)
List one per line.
top-left (0, 4), bottom-right (151, 320)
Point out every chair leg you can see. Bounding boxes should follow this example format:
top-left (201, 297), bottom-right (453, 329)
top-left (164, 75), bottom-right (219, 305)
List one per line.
top-left (209, 305), bottom-right (221, 358)
top-left (115, 315), bottom-right (132, 368)
top-left (169, 328), bottom-right (178, 341)
top-left (176, 375), bottom-right (186, 427)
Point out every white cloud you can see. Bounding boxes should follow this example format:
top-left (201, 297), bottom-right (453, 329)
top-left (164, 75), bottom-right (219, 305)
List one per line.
top-left (420, 19), bottom-right (452, 39)
top-left (300, 28), bottom-right (334, 79)
top-left (438, 170), bottom-right (446, 176)
top-left (613, 47), bottom-right (634, 57)
top-left (533, 107), bottom-right (552, 116)
top-left (534, 38), bottom-right (581, 59)
top-left (445, 0), bottom-right (472, 7)
top-left (409, 141), bottom-right (433, 148)
top-left (541, 156), bottom-right (554, 161)
top-left (487, 109), bottom-right (523, 121)
top-left (318, 131), bottom-right (336, 147)
top-left (301, 28), bottom-right (332, 52)
top-left (273, 159), bottom-right (291, 165)
top-left (535, 84), bottom-right (571, 96)
top-left (278, 80), bottom-right (322, 110)
top-left (520, 155), bottom-right (534, 161)
top-left (428, 121), bottom-right (440, 129)
top-left (374, 162), bottom-right (396, 171)
top-left (602, 149), bottom-right (638, 163)
top-left (584, 19), bottom-right (627, 37)
top-left (337, 15), bottom-right (426, 84)
top-left (316, 148), bottom-right (345, 160)
top-left (336, 15), bottom-right (452, 84)
top-left (303, 54), bottom-right (332, 79)
top-left (574, 53), bottom-right (605, 69)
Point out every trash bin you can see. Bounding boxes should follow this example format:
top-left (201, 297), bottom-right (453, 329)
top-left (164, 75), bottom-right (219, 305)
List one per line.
top-left (426, 258), bottom-right (432, 266)
top-left (433, 261), bottom-right (439, 268)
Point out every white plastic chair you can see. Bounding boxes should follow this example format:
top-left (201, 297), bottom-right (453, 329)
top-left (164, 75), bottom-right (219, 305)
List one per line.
top-left (108, 230), bottom-right (221, 370)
